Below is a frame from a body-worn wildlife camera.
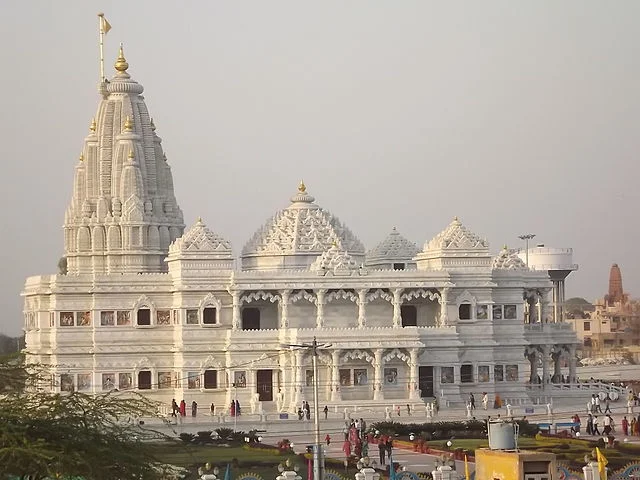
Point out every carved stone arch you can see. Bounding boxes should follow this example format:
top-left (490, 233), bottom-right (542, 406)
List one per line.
top-left (400, 288), bottom-right (441, 303)
top-left (326, 289), bottom-right (358, 303)
top-left (241, 291), bottom-right (282, 304)
top-left (251, 353), bottom-right (277, 368)
top-left (133, 356), bottom-right (154, 370)
top-left (366, 288), bottom-right (393, 303)
top-left (341, 349), bottom-right (374, 364)
top-left (198, 292), bottom-right (222, 325)
top-left (131, 295), bottom-right (156, 326)
top-left (200, 354), bottom-right (223, 370)
top-left (455, 290), bottom-right (476, 307)
top-left (302, 350), bottom-right (332, 365)
top-left (290, 289), bottom-right (317, 305)
top-left (383, 348), bottom-right (410, 364)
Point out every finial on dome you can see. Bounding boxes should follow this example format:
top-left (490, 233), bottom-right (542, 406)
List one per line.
top-left (197, 216), bottom-right (202, 223)
top-left (503, 244), bottom-right (508, 250)
top-left (453, 216), bottom-right (459, 222)
top-left (79, 153), bottom-right (84, 162)
top-left (114, 44), bottom-right (129, 73)
top-left (298, 180), bottom-right (307, 193)
top-left (123, 116), bottom-right (133, 132)
top-left (89, 118), bottom-right (97, 132)
top-left (128, 149), bottom-right (135, 159)
top-left (150, 118), bottom-right (156, 132)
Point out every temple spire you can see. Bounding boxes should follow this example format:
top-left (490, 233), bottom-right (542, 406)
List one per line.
top-left (114, 43), bottom-right (129, 73)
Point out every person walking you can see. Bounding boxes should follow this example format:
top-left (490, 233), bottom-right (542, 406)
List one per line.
top-left (604, 398), bottom-right (612, 414)
top-left (482, 392), bottom-right (489, 410)
top-left (191, 401), bottom-right (198, 417)
top-left (378, 440), bottom-right (386, 465)
top-left (396, 405), bottom-right (401, 417)
top-left (469, 393), bottom-right (476, 410)
top-left (592, 416), bottom-right (600, 436)
top-left (325, 434), bottom-right (331, 446)
top-left (586, 414), bottom-right (593, 435)
top-left (622, 416), bottom-right (629, 436)
top-left (324, 405), bottom-right (329, 420)
top-left (406, 404), bottom-right (411, 416)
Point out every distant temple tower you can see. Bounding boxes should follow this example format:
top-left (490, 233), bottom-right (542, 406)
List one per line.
top-left (605, 263), bottom-right (627, 306)
top-left (63, 46), bottom-right (184, 274)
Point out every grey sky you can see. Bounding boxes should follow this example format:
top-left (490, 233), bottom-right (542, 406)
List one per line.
top-left (1, 1), bottom-right (638, 335)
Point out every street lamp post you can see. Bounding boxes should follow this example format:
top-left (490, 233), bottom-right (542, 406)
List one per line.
top-left (518, 234), bottom-right (536, 267)
top-left (284, 336), bottom-right (330, 480)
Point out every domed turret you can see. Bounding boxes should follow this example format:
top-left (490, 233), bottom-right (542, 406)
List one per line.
top-left (366, 227), bottom-right (419, 270)
top-left (167, 218), bottom-right (234, 274)
top-left (241, 182), bottom-right (365, 271)
top-left (63, 46), bottom-right (184, 274)
top-left (415, 217), bottom-right (491, 271)
top-left (492, 246), bottom-right (528, 271)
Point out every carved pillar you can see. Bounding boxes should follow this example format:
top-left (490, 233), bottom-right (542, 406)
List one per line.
top-left (231, 291), bottom-right (241, 330)
top-left (331, 350), bottom-right (342, 401)
top-left (409, 348), bottom-right (420, 400)
top-left (373, 349), bottom-right (384, 400)
top-left (542, 345), bottom-right (550, 388)
top-left (358, 289), bottom-right (367, 328)
top-left (552, 347), bottom-right (562, 383)
top-left (536, 295), bottom-right (543, 324)
top-left (526, 349), bottom-right (538, 384)
top-left (292, 351), bottom-right (304, 411)
top-left (315, 289), bottom-right (326, 329)
top-left (568, 345), bottom-right (577, 383)
top-left (392, 288), bottom-right (402, 327)
top-left (280, 290), bottom-right (290, 329)
top-left (439, 288), bottom-right (449, 326)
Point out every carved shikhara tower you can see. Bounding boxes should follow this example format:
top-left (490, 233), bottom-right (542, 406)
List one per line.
top-left (64, 47), bottom-right (184, 274)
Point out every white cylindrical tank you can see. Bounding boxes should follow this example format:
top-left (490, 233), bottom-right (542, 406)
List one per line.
top-left (487, 421), bottom-right (518, 450)
top-left (518, 247), bottom-right (577, 272)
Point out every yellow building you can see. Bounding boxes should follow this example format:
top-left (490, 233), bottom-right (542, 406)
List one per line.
top-left (474, 449), bottom-right (556, 480)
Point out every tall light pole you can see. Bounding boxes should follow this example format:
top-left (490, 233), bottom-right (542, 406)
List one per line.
top-left (518, 234), bottom-right (536, 267)
top-left (284, 337), bottom-right (330, 480)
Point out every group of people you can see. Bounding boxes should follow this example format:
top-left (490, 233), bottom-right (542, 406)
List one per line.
top-left (338, 419), bottom-right (370, 461)
top-left (576, 412), bottom-right (640, 437)
top-left (297, 401), bottom-right (311, 420)
top-left (229, 399), bottom-right (241, 416)
top-left (467, 392), bottom-right (498, 411)
top-left (171, 398), bottom-right (198, 417)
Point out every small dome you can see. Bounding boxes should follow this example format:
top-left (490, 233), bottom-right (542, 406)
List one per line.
top-left (424, 217), bottom-right (488, 251)
top-left (492, 246), bottom-right (528, 271)
top-left (170, 218), bottom-right (232, 255)
top-left (366, 227), bottom-right (419, 267)
top-left (310, 243), bottom-right (360, 274)
top-left (241, 183), bottom-right (365, 271)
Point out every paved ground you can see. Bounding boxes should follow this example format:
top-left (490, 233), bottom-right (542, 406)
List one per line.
top-left (151, 398), bottom-right (640, 474)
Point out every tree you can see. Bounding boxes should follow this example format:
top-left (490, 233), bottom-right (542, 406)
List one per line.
top-left (0, 354), bottom-right (179, 479)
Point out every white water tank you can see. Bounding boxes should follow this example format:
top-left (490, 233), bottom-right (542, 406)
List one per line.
top-left (488, 420), bottom-right (518, 450)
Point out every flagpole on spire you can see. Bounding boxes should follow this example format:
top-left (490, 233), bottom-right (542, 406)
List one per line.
top-left (97, 13), bottom-right (111, 82)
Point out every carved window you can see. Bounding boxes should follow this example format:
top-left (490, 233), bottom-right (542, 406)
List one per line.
top-left (242, 308), bottom-right (260, 330)
top-left (203, 370), bottom-right (217, 389)
top-left (60, 374), bottom-right (74, 392)
top-left (505, 365), bottom-right (519, 382)
top-left (119, 373), bottom-right (132, 390)
top-left (478, 365), bottom-right (490, 382)
top-left (504, 305), bottom-right (517, 320)
top-left (156, 310), bottom-right (171, 325)
top-left (305, 370), bottom-right (314, 387)
top-left (137, 309), bottom-right (151, 326)
top-left (401, 305), bottom-right (417, 327)
top-left (494, 365), bottom-right (504, 382)
top-left (187, 372), bottom-right (200, 389)
top-left (203, 307), bottom-right (217, 325)
top-left (158, 372), bottom-right (172, 389)
top-left (583, 338), bottom-right (592, 347)
top-left (117, 311), bottom-right (131, 326)
top-left (583, 321), bottom-right (591, 332)
top-left (393, 263), bottom-right (406, 270)
top-left (440, 367), bottom-right (454, 384)
top-left (102, 373), bottom-right (115, 391)
top-left (339, 369), bottom-right (352, 386)
top-left (77, 311), bottom-right (91, 327)
top-left (492, 305), bottom-right (503, 320)
top-left (476, 305), bottom-right (488, 320)
top-left (458, 303), bottom-right (472, 320)
top-left (101, 311), bottom-right (115, 326)
top-left (186, 310), bottom-right (199, 325)
top-left (138, 370), bottom-right (152, 390)
top-left (60, 312), bottom-right (75, 327)
top-left (460, 364), bottom-right (474, 383)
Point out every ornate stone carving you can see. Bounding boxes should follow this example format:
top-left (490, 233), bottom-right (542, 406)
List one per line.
top-left (326, 289), bottom-right (358, 303)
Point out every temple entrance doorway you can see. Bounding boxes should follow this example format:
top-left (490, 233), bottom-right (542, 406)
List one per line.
top-left (256, 369), bottom-right (273, 401)
top-left (419, 366), bottom-right (434, 397)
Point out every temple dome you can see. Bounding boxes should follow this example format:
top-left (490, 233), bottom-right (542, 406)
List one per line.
top-left (415, 217), bottom-right (491, 271)
top-left (366, 227), bottom-right (419, 269)
top-left (424, 217), bottom-right (488, 251)
top-left (310, 243), bottom-right (360, 275)
top-left (169, 218), bottom-right (232, 255)
top-left (167, 218), bottom-right (234, 272)
top-left (492, 246), bottom-right (528, 271)
top-left (241, 182), bottom-right (365, 271)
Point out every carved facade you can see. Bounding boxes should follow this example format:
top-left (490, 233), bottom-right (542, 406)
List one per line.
top-left (23, 47), bottom-right (580, 411)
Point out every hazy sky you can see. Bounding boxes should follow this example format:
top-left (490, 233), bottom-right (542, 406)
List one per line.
top-left (1, 1), bottom-right (639, 335)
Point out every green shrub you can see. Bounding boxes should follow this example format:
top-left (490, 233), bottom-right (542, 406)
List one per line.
top-left (215, 427), bottom-right (234, 440)
top-left (179, 432), bottom-right (195, 443)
